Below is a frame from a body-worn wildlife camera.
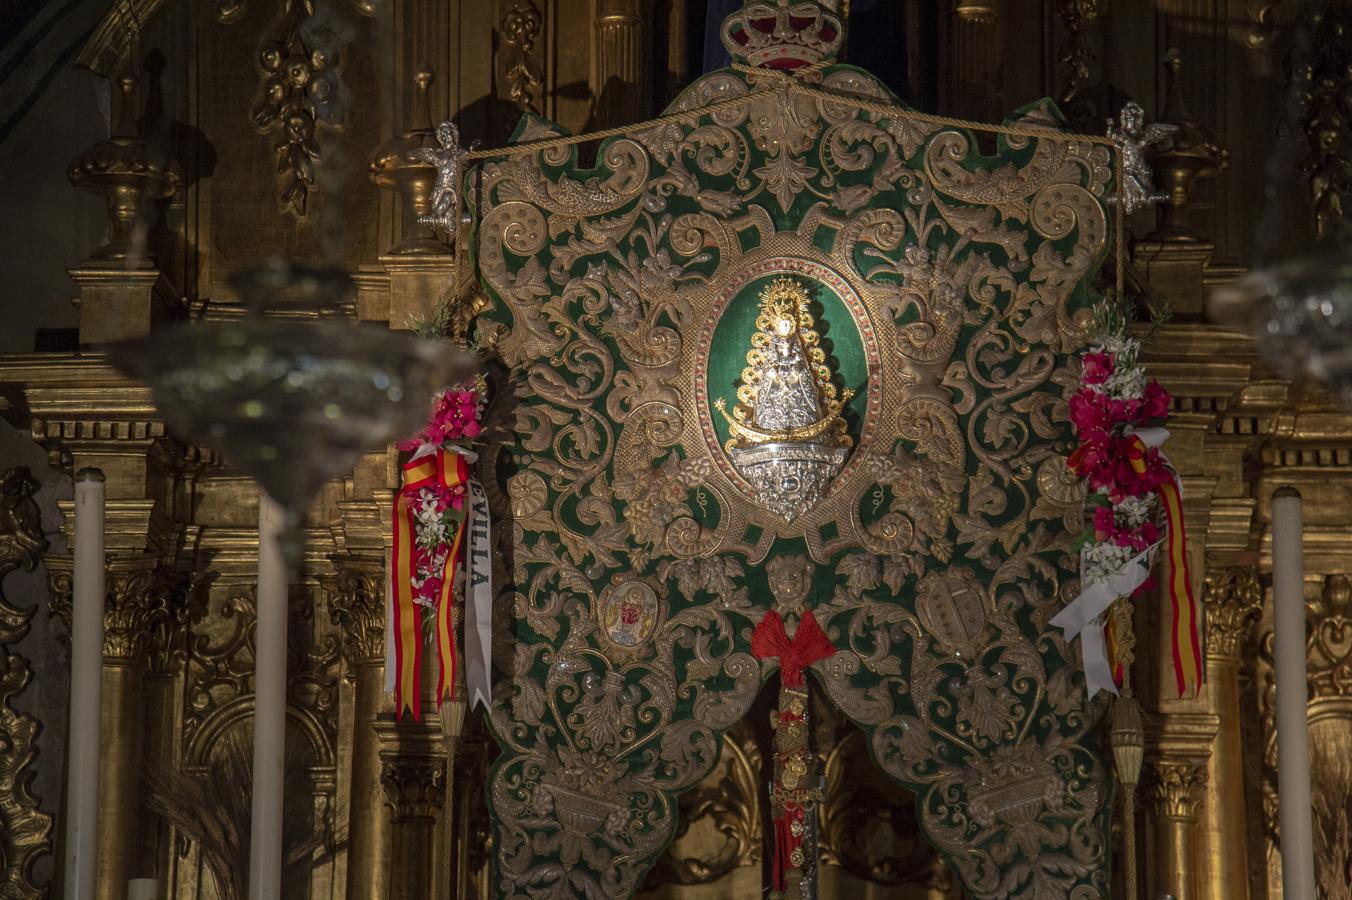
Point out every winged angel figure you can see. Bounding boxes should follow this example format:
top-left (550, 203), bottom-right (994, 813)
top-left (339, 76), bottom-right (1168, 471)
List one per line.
top-left (1107, 101), bottom-right (1177, 215)
top-left (413, 120), bottom-right (470, 234)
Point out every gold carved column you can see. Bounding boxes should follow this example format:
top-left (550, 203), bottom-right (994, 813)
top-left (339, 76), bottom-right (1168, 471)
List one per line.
top-left (944, 1), bottom-right (1004, 123)
top-left (1199, 567), bottom-right (1260, 900)
top-left (593, 0), bottom-right (649, 128)
top-left (48, 556), bottom-right (171, 900)
top-left (1145, 760), bottom-right (1207, 900)
top-left (379, 719), bottom-right (448, 900)
top-left (326, 557), bottom-right (393, 900)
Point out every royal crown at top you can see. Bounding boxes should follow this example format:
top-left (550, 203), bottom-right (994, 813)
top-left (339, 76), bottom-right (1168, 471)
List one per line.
top-left (720, 0), bottom-right (844, 70)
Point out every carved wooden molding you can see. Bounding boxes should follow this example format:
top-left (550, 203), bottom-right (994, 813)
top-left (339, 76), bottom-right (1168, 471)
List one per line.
top-left (381, 756), bottom-right (447, 821)
top-left (1144, 760), bottom-right (1207, 821)
top-left (1203, 566), bottom-right (1261, 660)
top-left (322, 557), bottom-right (385, 665)
top-left (0, 466), bottom-right (54, 899)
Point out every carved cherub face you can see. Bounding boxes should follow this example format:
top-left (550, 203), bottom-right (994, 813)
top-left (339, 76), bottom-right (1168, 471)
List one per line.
top-left (1120, 102), bottom-right (1144, 136)
top-left (766, 554), bottom-right (813, 611)
top-left (436, 121), bottom-right (460, 151)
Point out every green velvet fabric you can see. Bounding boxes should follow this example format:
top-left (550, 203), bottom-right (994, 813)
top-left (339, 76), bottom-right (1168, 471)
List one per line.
top-left (471, 60), bottom-right (1114, 900)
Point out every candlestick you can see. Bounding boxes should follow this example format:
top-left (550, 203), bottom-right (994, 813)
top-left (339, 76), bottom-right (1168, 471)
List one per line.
top-left (64, 468), bottom-right (106, 900)
top-left (1271, 487), bottom-right (1316, 898)
top-left (249, 490), bottom-right (288, 900)
top-left (127, 878), bottom-right (159, 900)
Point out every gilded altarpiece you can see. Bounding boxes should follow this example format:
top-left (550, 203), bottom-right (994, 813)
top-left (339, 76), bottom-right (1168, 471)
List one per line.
top-left (471, 21), bottom-right (1116, 898)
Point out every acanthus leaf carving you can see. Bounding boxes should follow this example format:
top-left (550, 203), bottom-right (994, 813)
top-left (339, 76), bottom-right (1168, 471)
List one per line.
top-left (1144, 759), bottom-right (1206, 821)
top-left (0, 466), bottom-right (53, 899)
top-left (322, 559), bottom-right (385, 665)
top-left (381, 756), bottom-right (447, 820)
top-left (1296, 4), bottom-right (1352, 237)
top-left (1204, 565), bottom-right (1261, 659)
top-left (47, 556), bottom-right (173, 661)
top-left (219, 0), bottom-right (361, 217)
top-left (501, 1), bottom-right (544, 115)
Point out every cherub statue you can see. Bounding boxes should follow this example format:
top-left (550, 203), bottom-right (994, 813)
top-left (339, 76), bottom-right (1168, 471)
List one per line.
top-left (413, 120), bottom-right (469, 234)
top-left (1107, 101), bottom-right (1177, 215)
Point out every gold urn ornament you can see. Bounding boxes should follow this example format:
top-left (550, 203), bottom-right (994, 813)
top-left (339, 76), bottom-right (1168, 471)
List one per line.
top-left (716, 276), bottom-right (852, 522)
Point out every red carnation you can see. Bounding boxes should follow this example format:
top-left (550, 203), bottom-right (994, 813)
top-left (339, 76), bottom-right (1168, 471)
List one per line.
top-left (1069, 391), bottom-right (1109, 435)
top-left (1142, 380), bottom-right (1170, 420)
top-left (1083, 352), bottom-right (1115, 386)
top-left (1092, 506), bottom-right (1115, 540)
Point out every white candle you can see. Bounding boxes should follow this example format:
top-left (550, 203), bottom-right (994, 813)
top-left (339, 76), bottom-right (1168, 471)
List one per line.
top-left (1272, 487), bottom-right (1316, 898)
top-left (249, 491), bottom-right (288, 900)
top-left (127, 877), bottom-right (159, 900)
top-left (64, 468), bottom-right (105, 900)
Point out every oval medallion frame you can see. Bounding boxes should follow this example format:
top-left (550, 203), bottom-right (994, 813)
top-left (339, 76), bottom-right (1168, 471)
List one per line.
top-left (671, 231), bottom-right (903, 563)
top-left (595, 578), bottom-right (664, 660)
top-left (695, 256), bottom-right (883, 503)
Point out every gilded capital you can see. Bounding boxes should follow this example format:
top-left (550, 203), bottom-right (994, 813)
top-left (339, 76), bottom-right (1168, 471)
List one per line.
top-left (1145, 760), bottom-right (1207, 821)
top-left (1308, 574), bottom-right (1352, 701)
top-left (380, 757), bottom-right (447, 821)
top-left (47, 557), bottom-right (172, 662)
top-left (1204, 566), bottom-right (1261, 660)
top-left (323, 562), bottom-right (386, 665)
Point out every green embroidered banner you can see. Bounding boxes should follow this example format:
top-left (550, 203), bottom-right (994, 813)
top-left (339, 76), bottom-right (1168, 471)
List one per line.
top-left (472, 10), bottom-right (1114, 896)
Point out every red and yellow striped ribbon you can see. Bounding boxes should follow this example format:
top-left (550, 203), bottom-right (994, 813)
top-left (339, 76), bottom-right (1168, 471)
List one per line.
top-left (1158, 478), bottom-right (1201, 697)
top-left (1105, 614), bottom-right (1125, 689)
top-left (391, 449), bottom-right (468, 720)
top-left (1126, 434), bottom-right (1202, 698)
top-left (435, 452), bottom-right (468, 708)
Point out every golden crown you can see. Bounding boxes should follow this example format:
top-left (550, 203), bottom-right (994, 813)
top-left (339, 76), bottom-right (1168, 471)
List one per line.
top-left (720, 1), bottom-right (844, 70)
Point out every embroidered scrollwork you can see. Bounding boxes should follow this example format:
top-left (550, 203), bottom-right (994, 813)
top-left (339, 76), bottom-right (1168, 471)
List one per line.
top-left (476, 51), bottom-right (1111, 898)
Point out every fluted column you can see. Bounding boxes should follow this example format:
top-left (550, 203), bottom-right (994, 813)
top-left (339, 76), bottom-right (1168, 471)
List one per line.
top-left (592, 0), bottom-right (648, 128)
top-left (326, 559), bottom-right (392, 900)
top-left (945, 1), bottom-right (1004, 123)
top-left (378, 728), bottom-right (447, 900)
top-left (1145, 760), bottom-right (1207, 900)
top-left (49, 555), bottom-right (170, 900)
top-left (1198, 567), bottom-right (1260, 900)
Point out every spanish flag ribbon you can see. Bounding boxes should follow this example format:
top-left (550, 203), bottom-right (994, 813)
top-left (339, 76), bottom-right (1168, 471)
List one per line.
top-left (1157, 471), bottom-right (1201, 697)
top-left (390, 447), bottom-right (469, 720)
top-left (1128, 431), bottom-right (1201, 698)
top-left (1053, 427), bottom-right (1202, 700)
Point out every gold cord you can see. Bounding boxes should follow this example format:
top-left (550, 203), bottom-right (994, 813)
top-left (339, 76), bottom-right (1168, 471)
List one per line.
top-left (462, 66), bottom-right (1116, 163)
top-left (1115, 152), bottom-right (1127, 298)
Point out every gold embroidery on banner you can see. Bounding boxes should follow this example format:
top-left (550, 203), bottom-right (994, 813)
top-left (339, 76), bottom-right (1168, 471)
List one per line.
top-left (478, 53), bottom-right (1110, 898)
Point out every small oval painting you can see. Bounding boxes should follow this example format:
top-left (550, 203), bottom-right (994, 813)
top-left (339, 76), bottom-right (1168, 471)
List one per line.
top-left (597, 580), bottom-right (661, 651)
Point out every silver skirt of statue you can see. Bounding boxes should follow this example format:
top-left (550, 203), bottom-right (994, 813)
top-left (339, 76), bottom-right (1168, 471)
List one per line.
top-left (730, 440), bottom-right (848, 523)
